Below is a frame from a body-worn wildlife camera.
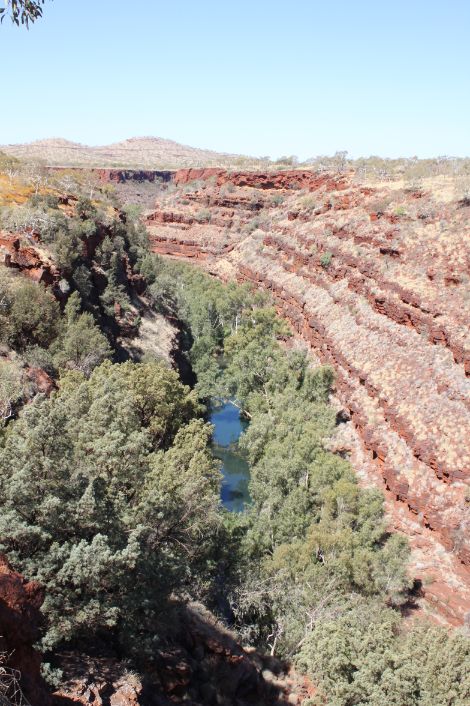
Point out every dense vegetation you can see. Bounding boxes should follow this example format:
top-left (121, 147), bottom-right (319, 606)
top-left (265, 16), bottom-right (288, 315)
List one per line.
top-left (0, 183), bottom-right (468, 704)
top-left (0, 360), bottom-right (220, 655)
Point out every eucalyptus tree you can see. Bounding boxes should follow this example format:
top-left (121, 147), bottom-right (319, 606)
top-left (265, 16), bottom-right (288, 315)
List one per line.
top-left (0, 0), bottom-right (48, 28)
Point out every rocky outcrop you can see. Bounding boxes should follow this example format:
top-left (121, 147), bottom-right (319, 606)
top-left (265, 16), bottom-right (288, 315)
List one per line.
top-left (0, 555), bottom-right (51, 705)
top-left (93, 169), bottom-right (173, 184)
top-left (147, 234), bottom-right (211, 259)
top-left (53, 655), bottom-right (143, 706)
top-left (26, 364), bottom-right (56, 396)
top-left (0, 232), bottom-right (60, 286)
top-left (52, 603), bottom-right (312, 706)
top-left (145, 169), bottom-right (470, 625)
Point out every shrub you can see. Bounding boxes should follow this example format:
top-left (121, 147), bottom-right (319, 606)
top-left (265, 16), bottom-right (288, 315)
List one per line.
top-left (297, 604), bottom-right (470, 706)
top-left (244, 217), bottom-right (263, 234)
top-left (28, 193), bottom-right (60, 210)
top-left (24, 345), bottom-right (56, 376)
top-left (75, 196), bottom-right (98, 221)
top-left (0, 280), bottom-right (61, 352)
top-left (300, 195), bottom-right (317, 211)
top-left (320, 251), bottom-right (333, 268)
top-left (271, 194), bottom-right (284, 206)
top-left (52, 228), bottom-right (80, 271)
top-left (51, 293), bottom-right (112, 375)
top-left (195, 209), bottom-right (212, 223)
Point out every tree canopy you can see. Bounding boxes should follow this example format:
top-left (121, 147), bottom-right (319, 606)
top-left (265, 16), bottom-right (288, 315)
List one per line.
top-left (0, 360), bottom-right (221, 654)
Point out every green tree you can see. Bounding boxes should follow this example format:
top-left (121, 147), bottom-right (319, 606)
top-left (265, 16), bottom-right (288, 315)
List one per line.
top-left (1, 279), bottom-right (60, 352)
top-left (155, 260), bottom-right (415, 672)
top-left (297, 603), bottom-right (470, 706)
top-left (51, 292), bottom-right (112, 375)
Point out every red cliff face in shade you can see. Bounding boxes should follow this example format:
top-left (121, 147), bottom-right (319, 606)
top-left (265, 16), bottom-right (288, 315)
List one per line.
top-left (0, 556), bottom-right (51, 705)
top-left (90, 168), bottom-right (174, 184)
top-left (47, 166), bottom-right (174, 185)
top-left (145, 168), bottom-right (470, 625)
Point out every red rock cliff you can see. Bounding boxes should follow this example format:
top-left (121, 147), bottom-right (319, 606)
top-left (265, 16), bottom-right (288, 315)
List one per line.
top-left (0, 555), bottom-right (51, 705)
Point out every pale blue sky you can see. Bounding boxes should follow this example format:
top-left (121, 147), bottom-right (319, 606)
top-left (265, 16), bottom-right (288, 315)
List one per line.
top-left (1, 0), bottom-right (469, 159)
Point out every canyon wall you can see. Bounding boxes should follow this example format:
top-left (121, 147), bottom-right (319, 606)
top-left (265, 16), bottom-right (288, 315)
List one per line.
top-left (145, 168), bottom-right (470, 625)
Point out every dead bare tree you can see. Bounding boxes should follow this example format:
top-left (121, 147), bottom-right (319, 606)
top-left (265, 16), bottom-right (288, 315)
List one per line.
top-left (0, 651), bottom-right (31, 706)
top-left (0, 361), bottom-right (23, 425)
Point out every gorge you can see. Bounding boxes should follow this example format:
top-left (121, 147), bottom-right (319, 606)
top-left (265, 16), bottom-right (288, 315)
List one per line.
top-left (2, 2), bottom-right (470, 703)
top-left (137, 166), bottom-right (470, 627)
top-left (0, 161), bottom-right (469, 705)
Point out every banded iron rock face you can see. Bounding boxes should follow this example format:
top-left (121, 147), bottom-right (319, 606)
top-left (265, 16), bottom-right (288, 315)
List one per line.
top-left (144, 168), bottom-right (470, 625)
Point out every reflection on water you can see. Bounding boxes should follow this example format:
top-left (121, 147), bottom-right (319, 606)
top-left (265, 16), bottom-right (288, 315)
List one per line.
top-left (209, 402), bottom-right (250, 513)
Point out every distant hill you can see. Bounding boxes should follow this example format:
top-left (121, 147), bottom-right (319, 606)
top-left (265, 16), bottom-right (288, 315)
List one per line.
top-left (0, 137), bottom-right (269, 169)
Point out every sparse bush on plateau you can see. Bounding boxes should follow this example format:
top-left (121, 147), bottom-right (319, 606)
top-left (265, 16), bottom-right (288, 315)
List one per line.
top-left (195, 208), bottom-right (212, 223)
top-left (271, 194), bottom-right (284, 206)
top-left (275, 155), bottom-right (299, 166)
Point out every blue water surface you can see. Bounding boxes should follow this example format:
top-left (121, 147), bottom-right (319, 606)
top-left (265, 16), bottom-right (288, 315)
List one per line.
top-left (209, 402), bottom-right (250, 513)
